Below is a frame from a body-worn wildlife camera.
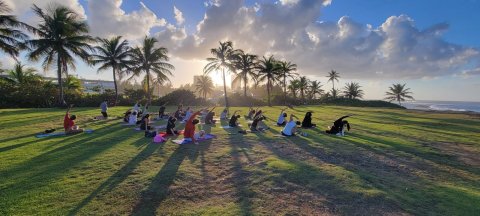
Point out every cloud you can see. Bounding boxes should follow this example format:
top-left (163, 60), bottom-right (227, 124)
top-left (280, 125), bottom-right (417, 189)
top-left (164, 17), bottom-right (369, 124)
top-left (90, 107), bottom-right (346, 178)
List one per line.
top-left (87, 0), bottom-right (166, 40)
top-left (153, 0), bottom-right (479, 80)
top-left (173, 6), bottom-right (185, 25)
top-left (3, 0), bottom-right (86, 24)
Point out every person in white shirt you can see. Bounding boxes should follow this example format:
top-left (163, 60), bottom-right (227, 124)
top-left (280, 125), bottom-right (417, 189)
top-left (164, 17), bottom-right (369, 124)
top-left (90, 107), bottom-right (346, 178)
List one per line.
top-left (281, 114), bottom-right (300, 136)
top-left (129, 111), bottom-right (138, 125)
top-left (184, 107), bottom-right (193, 120)
top-left (220, 108), bottom-right (228, 120)
top-left (276, 107), bottom-right (288, 126)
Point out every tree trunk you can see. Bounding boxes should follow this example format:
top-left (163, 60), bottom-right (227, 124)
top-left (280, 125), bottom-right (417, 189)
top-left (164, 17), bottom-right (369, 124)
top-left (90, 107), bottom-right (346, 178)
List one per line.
top-left (267, 79), bottom-right (271, 106)
top-left (57, 53), bottom-right (65, 107)
top-left (222, 68), bottom-right (229, 107)
top-left (244, 73), bottom-right (247, 97)
top-left (332, 82), bottom-right (335, 99)
top-left (112, 67), bottom-right (118, 106)
top-left (146, 68), bottom-right (151, 105)
top-left (283, 74), bottom-right (287, 105)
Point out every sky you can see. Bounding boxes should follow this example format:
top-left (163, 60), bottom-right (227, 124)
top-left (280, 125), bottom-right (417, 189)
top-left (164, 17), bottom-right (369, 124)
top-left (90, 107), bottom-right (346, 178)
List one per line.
top-left (2, 0), bottom-right (480, 101)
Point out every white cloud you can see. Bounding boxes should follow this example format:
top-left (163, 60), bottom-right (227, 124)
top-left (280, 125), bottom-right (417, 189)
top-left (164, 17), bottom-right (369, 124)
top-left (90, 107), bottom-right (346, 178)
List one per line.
top-left (87, 0), bottom-right (166, 40)
top-left (173, 6), bottom-right (185, 25)
top-left (153, 0), bottom-right (480, 80)
top-left (4, 0), bottom-right (86, 25)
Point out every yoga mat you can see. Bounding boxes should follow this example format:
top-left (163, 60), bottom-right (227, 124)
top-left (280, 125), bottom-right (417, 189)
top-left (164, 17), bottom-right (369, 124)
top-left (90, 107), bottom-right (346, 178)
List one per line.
top-left (35, 129), bottom-right (93, 138)
top-left (172, 134), bottom-right (216, 144)
top-left (154, 125), bottom-right (167, 129)
top-left (221, 125), bottom-right (242, 129)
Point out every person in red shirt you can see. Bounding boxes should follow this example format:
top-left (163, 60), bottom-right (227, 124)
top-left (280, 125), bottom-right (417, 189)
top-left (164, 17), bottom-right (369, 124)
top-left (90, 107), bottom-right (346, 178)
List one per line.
top-left (64, 105), bottom-right (83, 135)
top-left (183, 109), bottom-right (206, 144)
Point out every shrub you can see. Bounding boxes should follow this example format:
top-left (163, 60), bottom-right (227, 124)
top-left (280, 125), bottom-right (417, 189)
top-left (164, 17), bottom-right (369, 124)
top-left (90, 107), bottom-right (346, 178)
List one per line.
top-left (153, 89), bottom-right (210, 106)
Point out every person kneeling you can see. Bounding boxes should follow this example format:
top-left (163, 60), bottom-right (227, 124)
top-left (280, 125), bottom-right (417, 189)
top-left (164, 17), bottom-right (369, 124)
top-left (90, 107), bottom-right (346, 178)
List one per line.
top-left (325, 115), bottom-right (351, 136)
top-left (184, 110), bottom-right (202, 144)
top-left (301, 112), bottom-right (316, 128)
top-left (249, 115), bottom-right (267, 132)
top-left (64, 105), bottom-right (83, 135)
top-left (281, 114), bottom-right (300, 136)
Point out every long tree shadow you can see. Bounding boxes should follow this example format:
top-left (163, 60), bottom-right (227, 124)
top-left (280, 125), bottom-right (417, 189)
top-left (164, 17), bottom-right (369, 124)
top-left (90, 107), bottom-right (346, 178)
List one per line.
top-left (0, 124), bottom-right (128, 202)
top-left (221, 118), bottom-right (255, 215)
top-left (250, 131), bottom-right (404, 215)
top-left (131, 144), bottom-right (198, 215)
top-left (68, 140), bottom-right (163, 215)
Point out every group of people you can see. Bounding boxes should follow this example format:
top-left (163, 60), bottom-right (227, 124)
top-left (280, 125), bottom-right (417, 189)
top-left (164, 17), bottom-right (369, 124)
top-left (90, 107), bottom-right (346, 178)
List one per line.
top-left (62, 100), bottom-right (353, 142)
top-left (275, 107), bottom-right (352, 137)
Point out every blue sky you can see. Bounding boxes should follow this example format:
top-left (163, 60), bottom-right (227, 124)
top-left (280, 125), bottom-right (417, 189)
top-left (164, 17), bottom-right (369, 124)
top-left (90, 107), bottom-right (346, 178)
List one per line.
top-left (3, 0), bottom-right (480, 101)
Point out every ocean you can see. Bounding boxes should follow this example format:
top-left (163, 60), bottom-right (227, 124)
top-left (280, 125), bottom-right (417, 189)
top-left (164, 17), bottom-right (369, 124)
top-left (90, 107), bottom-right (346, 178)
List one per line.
top-left (402, 100), bottom-right (480, 113)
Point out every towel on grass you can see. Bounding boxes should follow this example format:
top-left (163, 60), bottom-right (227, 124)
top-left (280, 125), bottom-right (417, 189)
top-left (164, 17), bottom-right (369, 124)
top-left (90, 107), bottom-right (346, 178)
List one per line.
top-left (35, 129), bottom-right (93, 138)
top-left (154, 125), bottom-right (167, 129)
top-left (171, 134), bottom-right (216, 144)
top-left (221, 125), bottom-right (242, 129)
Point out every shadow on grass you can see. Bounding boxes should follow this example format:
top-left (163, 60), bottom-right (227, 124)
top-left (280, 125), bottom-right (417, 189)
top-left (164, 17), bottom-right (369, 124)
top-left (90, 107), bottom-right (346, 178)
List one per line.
top-left (221, 119), bottom-right (255, 215)
top-left (68, 140), bottom-right (163, 215)
top-left (131, 142), bottom-right (205, 215)
top-left (0, 124), bottom-right (128, 202)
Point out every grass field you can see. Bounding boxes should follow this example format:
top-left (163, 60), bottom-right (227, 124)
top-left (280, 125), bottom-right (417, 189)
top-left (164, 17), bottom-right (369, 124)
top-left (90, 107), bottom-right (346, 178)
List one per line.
top-left (0, 106), bottom-right (479, 215)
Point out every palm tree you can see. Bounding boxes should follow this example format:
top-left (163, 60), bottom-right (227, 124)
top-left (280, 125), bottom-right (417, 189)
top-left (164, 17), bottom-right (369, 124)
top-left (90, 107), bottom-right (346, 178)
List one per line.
top-left (1, 62), bottom-right (41, 84)
top-left (24, 4), bottom-right (94, 106)
top-left (277, 61), bottom-right (297, 104)
top-left (298, 76), bottom-right (310, 102)
top-left (326, 70), bottom-right (340, 98)
top-left (342, 82), bottom-right (364, 99)
top-left (329, 88), bottom-right (339, 99)
top-left (90, 36), bottom-right (132, 105)
top-left (232, 50), bottom-right (257, 97)
top-left (0, 0), bottom-right (31, 57)
top-left (130, 36), bottom-right (175, 104)
top-left (64, 75), bottom-right (83, 94)
top-left (385, 83), bottom-right (414, 105)
top-left (308, 80), bottom-right (324, 99)
top-left (204, 41), bottom-right (238, 107)
top-left (195, 75), bottom-right (214, 99)
top-left (288, 79), bottom-right (300, 98)
top-left (257, 55), bottom-right (280, 106)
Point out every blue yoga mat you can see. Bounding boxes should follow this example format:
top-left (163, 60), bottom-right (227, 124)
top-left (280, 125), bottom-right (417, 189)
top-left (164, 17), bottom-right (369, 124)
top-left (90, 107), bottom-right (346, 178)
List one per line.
top-left (35, 129), bottom-right (93, 138)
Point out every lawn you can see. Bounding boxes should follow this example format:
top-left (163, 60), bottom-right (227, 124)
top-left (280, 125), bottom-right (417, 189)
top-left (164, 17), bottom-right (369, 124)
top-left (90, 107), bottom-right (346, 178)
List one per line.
top-left (0, 106), bottom-right (479, 215)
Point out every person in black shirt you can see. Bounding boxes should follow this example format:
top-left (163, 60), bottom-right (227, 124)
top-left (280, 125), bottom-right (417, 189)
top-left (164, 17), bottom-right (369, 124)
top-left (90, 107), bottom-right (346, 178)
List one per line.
top-left (166, 116), bottom-right (179, 135)
top-left (301, 111), bottom-right (316, 128)
top-left (140, 114), bottom-right (152, 130)
top-left (158, 106), bottom-right (166, 118)
top-left (250, 115), bottom-right (266, 132)
top-left (229, 111), bottom-right (241, 127)
top-left (326, 115), bottom-right (351, 136)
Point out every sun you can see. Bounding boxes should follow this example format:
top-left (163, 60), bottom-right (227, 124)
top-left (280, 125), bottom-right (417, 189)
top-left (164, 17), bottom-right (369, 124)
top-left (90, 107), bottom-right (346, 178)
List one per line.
top-left (209, 72), bottom-right (231, 87)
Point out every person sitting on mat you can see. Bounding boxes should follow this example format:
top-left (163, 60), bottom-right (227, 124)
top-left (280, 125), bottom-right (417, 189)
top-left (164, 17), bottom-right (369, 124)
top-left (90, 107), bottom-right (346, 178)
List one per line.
top-left (249, 115), bottom-right (267, 132)
top-left (276, 107), bottom-right (288, 126)
top-left (158, 102), bottom-right (168, 118)
top-left (64, 105), bottom-right (83, 135)
top-left (123, 109), bottom-right (132, 123)
top-left (166, 116), bottom-right (179, 135)
top-left (139, 114), bottom-right (152, 130)
top-left (174, 104), bottom-right (184, 121)
top-left (220, 108), bottom-right (229, 120)
top-left (204, 107), bottom-right (217, 124)
top-left (184, 109), bottom-right (203, 144)
top-left (141, 104), bottom-right (149, 118)
top-left (229, 110), bottom-right (241, 127)
top-left (184, 107), bottom-right (193, 120)
top-left (301, 111), bottom-right (316, 128)
top-left (282, 114), bottom-right (301, 137)
top-left (247, 107), bottom-right (256, 119)
top-left (129, 111), bottom-right (138, 125)
top-left (253, 109), bottom-right (263, 119)
top-left (326, 115), bottom-right (352, 136)
top-left (99, 100), bottom-right (108, 119)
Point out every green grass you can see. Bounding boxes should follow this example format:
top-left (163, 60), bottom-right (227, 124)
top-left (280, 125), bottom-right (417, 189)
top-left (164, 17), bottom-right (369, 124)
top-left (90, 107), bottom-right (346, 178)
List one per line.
top-left (0, 106), bottom-right (479, 215)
